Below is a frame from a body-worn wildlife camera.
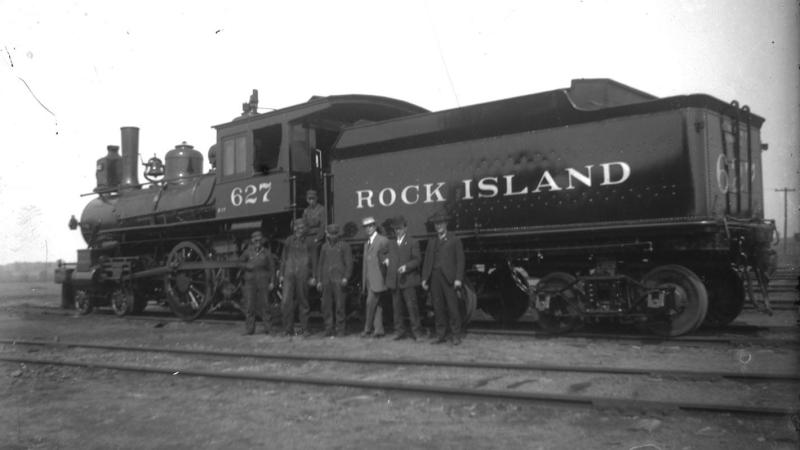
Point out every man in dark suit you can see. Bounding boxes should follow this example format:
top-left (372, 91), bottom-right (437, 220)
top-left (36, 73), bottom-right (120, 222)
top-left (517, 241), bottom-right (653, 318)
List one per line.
top-left (421, 211), bottom-right (465, 345)
top-left (361, 216), bottom-right (389, 337)
top-left (386, 215), bottom-right (423, 340)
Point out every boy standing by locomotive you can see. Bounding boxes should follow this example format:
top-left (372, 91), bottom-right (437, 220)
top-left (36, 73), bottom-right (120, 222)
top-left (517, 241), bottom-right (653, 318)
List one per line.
top-left (241, 230), bottom-right (275, 335)
top-left (280, 218), bottom-right (317, 337)
top-left (421, 211), bottom-right (465, 345)
top-left (302, 189), bottom-right (326, 244)
top-left (386, 215), bottom-right (423, 341)
top-left (316, 224), bottom-right (353, 337)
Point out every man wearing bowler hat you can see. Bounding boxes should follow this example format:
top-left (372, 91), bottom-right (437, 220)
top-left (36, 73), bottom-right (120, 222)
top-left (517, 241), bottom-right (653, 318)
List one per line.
top-left (421, 210), bottom-right (465, 345)
top-left (361, 216), bottom-right (389, 337)
top-left (316, 223), bottom-right (353, 337)
top-left (386, 215), bottom-right (423, 340)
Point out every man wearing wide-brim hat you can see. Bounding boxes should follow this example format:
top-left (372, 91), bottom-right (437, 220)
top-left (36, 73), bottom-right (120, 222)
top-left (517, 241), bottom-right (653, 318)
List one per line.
top-left (361, 216), bottom-right (390, 337)
top-left (421, 210), bottom-right (465, 345)
top-left (316, 223), bottom-right (353, 337)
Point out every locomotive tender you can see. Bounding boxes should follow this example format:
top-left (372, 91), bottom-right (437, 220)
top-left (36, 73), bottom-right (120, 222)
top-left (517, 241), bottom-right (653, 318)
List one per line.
top-left (55, 79), bottom-right (775, 337)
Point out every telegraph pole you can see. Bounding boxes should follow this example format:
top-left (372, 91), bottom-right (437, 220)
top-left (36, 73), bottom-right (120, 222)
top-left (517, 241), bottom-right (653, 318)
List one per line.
top-left (775, 187), bottom-right (797, 253)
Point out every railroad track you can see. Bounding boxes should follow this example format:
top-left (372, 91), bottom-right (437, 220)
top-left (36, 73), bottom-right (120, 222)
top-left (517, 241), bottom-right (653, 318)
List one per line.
top-left (469, 327), bottom-right (800, 347)
top-left (1, 339), bottom-right (797, 418)
top-left (747, 266), bottom-right (799, 311)
top-left (17, 303), bottom-right (800, 348)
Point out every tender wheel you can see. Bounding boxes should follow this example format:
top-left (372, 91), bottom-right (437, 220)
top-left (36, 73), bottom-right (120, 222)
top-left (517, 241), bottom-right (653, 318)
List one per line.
top-left (164, 241), bottom-right (213, 321)
top-left (701, 268), bottom-right (744, 328)
top-left (111, 287), bottom-right (134, 317)
top-left (641, 264), bottom-right (708, 337)
top-left (74, 289), bottom-right (93, 315)
top-left (535, 272), bottom-right (582, 333)
top-left (480, 266), bottom-right (530, 323)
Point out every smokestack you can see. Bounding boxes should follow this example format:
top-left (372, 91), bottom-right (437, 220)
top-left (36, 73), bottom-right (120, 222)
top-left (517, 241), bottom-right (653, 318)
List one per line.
top-left (120, 126), bottom-right (140, 189)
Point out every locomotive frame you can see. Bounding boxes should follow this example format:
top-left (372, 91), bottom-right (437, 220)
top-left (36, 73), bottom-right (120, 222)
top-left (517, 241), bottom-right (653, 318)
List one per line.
top-left (55, 79), bottom-right (776, 337)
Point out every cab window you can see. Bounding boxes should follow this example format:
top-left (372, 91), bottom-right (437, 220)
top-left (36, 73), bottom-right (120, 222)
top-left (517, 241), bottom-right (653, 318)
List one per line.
top-left (222, 135), bottom-right (247, 176)
top-left (253, 124), bottom-right (281, 174)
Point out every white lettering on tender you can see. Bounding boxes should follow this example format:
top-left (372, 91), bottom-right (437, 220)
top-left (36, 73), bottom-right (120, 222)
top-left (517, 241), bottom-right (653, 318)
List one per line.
top-left (424, 182), bottom-right (446, 203)
top-left (401, 185), bottom-right (420, 205)
top-left (566, 166), bottom-right (593, 189)
top-left (477, 177), bottom-right (499, 198)
top-left (378, 187), bottom-right (397, 206)
top-left (600, 162), bottom-right (631, 186)
top-left (356, 190), bottom-right (374, 209)
top-left (503, 174), bottom-right (528, 196)
top-left (532, 171), bottom-right (562, 192)
top-left (462, 179), bottom-right (474, 200)
top-left (353, 159), bottom-right (633, 209)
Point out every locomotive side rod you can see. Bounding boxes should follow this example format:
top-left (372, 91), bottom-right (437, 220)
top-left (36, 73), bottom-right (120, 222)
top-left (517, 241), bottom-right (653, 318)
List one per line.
top-left (0, 354), bottom-right (793, 417)
top-left (131, 261), bottom-right (245, 279)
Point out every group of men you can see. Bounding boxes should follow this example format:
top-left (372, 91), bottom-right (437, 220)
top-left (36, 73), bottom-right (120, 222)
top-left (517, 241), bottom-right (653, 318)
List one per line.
top-left (240, 189), bottom-right (466, 345)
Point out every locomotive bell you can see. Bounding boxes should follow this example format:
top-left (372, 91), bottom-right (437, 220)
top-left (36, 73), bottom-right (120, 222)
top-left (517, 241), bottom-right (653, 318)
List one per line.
top-left (165, 141), bottom-right (204, 184)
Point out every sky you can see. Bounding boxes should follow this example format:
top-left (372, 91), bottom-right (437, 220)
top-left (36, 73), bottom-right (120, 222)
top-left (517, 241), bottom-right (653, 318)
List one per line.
top-left (0, 0), bottom-right (798, 264)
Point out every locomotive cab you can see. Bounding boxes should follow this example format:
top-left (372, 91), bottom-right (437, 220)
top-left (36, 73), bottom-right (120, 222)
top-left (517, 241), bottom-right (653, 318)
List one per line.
top-left (211, 92), bottom-right (428, 237)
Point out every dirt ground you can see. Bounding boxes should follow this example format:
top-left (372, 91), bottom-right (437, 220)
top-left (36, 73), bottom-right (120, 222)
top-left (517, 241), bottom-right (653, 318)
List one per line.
top-left (1, 282), bottom-right (798, 450)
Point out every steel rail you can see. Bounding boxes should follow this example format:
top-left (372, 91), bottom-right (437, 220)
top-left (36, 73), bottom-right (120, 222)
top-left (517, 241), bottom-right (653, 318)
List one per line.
top-left (3, 339), bottom-right (798, 382)
top-left (471, 328), bottom-right (800, 347)
top-left (23, 307), bottom-right (800, 347)
top-left (0, 354), bottom-right (793, 417)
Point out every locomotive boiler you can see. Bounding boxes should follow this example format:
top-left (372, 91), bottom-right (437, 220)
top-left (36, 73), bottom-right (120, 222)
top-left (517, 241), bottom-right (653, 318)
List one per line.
top-left (55, 80), bottom-right (776, 337)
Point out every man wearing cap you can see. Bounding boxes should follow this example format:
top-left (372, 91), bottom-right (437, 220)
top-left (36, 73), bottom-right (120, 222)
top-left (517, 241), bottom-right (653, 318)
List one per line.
top-left (386, 215), bottom-right (423, 341)
top-left (421, 211), bottom-right (465, 345)
top-left (316, 223), bottom-right (353, 337)
top-left (361, 216), bottom-right (389, 338)
top-left (302, 189), bottom-right (326, 243)
top-left (241, 230), bottom-right (275, 335)
top-left (280, 218), bottom-right (318, 337)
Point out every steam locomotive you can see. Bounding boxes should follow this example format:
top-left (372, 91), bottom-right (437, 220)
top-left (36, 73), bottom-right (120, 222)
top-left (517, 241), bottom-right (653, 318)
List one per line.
top-left (55, 79), bottom-right (776, 337)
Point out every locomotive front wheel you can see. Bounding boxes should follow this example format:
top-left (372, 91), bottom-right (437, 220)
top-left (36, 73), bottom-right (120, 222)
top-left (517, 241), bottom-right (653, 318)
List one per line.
top-left (74, 289), bottom-right (93, 315)
top-left (111, 287), bottom-right (134, 317)
top-left (641, 265), bottom-right (708, 337)
top-left (164, 241), bottom-right (213, 321)
top-left (535, 272), bottom-right (581, 334)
